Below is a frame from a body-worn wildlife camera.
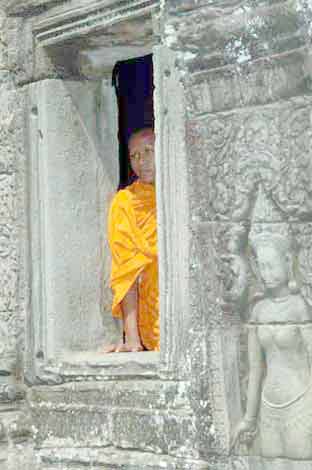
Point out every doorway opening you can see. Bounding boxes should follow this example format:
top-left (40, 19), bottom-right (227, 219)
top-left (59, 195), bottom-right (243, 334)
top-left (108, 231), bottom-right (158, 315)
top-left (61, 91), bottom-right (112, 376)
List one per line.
top-left (112, 54), bottom-right (154, 189)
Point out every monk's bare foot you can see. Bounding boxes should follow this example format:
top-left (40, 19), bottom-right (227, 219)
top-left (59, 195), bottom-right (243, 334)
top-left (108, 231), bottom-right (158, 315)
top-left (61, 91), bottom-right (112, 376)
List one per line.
top-left (100, 340), bottom-right (124, 354)
top-left (116, 341), bottom-right (144, 352)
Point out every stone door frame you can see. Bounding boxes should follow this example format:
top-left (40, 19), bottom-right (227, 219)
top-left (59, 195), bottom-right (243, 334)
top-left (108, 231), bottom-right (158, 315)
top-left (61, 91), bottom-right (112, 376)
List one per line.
top-left (25, 0), bottom-right (190, 384)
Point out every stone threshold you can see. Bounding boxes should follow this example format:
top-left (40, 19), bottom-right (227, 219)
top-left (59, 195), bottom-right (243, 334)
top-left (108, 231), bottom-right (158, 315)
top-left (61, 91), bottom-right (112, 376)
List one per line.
top-left (42, 351), bottom-right (160, 381)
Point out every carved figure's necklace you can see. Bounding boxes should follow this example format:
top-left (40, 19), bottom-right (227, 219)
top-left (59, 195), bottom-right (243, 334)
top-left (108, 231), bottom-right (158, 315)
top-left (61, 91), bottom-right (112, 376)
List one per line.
top-left (270, 295), bottom-right (290, 303)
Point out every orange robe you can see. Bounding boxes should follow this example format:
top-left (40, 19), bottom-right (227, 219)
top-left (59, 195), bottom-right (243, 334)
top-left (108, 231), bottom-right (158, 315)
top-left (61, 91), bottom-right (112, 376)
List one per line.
top-left (108, 180), bottom-right (159, 351)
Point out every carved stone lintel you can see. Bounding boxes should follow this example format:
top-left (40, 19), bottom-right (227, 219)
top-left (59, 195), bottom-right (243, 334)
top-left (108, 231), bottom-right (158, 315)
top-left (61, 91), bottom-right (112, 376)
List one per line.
top-left (32, 0), bottom-right (160, 47)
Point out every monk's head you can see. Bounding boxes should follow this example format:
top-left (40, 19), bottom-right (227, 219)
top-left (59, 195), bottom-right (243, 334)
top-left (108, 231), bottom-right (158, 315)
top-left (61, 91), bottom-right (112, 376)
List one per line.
top-left (128, 128), bottom-right (155, 184)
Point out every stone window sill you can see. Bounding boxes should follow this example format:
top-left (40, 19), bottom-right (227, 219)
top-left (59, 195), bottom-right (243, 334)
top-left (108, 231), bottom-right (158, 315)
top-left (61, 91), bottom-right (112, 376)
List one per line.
top-left (41, 351), bottom-right (160, 382)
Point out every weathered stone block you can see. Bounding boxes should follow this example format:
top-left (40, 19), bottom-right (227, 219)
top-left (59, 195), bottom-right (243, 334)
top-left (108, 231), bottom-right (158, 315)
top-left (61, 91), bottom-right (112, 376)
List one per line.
top-left (28, 380), bottom-right (188, 410)
top-left (0, 76), bottom-right (24, 177)
top-left (112, 409), bottom-right (167, 454)
top-left (5, 0), bottom-right (67, 15)
top-left (31, 406), bottom-right (112, 447)
top-left (165, 1), bottom-right (308, 70)
top-left (166, 413), bottom-right (198, 459)
top-left (185, 48), bottom-right (312, 115)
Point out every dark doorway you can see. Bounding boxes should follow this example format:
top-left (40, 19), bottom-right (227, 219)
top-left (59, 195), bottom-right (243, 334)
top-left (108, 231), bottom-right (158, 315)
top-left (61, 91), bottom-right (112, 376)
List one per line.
top-left (112, 54), bottom-right (154, 189)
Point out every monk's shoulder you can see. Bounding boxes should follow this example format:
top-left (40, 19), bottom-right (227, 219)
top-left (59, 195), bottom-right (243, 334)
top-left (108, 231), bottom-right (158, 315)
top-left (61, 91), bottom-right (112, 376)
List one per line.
top-left (110, 186), bottom-right (134, 212)
top-left (111, 190), bottom-right (129, 206)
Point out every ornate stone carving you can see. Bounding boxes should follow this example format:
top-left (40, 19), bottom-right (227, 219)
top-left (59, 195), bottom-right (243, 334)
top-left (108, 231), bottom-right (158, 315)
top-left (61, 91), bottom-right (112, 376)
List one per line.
top-left (189, 98), bottom-right (312, 224)
top-left (271, 106), bottom-right (312, 219)
top-left (233, 225), bottom-right (312, 459)
top-left (295, 224), bottom-right (312, 307)
top-left (0, 176), bottom-right (15, 221)
top-left (219, 225), bottom-right (249, 313)
top-left (0, 225), bottom-right (13, 259)
top-left (0, 224), bottom-right (17, 327)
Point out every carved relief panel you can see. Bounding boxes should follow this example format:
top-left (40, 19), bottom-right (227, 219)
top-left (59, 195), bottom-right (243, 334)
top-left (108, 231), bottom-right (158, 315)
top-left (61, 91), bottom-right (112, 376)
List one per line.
top-left (0, 80), bottom-right (22, 378)
top-left (188, 96), bottom-right (312, 224)
top-left (232, 223), bottom-right (312, 460)
top-left (189, 94), bottom-right (312, 459)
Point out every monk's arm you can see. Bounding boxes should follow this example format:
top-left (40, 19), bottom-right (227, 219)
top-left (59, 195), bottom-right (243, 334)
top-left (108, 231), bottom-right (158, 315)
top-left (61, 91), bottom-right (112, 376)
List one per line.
top-left (121, 279), bottom-right (143, 351)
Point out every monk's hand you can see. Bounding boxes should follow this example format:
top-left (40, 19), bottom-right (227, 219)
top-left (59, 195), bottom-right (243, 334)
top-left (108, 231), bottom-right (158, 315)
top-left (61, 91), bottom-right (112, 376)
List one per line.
top-left (116, 340), bottom-right (144, 352)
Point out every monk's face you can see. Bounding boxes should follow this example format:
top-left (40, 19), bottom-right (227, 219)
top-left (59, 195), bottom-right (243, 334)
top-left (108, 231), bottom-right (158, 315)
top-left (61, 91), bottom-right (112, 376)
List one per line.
top-left (128, 131), bottom-right (155, 184)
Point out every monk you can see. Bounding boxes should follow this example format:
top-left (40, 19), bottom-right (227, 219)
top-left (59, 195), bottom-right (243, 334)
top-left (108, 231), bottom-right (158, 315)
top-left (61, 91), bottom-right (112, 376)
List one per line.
top-left (104, 128), bottom-right (159, 352)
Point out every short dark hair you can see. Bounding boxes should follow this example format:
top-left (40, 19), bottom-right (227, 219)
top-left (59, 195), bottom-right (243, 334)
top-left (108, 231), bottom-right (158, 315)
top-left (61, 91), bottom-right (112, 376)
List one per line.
top-left (128, 128), bottom-right (155, 148)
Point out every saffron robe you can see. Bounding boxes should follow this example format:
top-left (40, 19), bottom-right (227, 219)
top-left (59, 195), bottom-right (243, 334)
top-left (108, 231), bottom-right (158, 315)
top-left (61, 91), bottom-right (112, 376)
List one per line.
top-left (108, 180), bottom-right (159, 351)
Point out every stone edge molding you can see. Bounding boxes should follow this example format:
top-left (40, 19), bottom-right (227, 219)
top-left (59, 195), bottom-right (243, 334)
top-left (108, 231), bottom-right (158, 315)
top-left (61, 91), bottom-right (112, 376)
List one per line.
top-left (32, 0), bottom-right (160, 47)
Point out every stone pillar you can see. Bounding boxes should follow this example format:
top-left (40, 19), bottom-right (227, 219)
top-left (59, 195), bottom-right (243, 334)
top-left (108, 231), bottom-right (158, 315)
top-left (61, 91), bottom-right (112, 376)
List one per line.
top-left (163, 0), bottom-right (312, 468)
top-left (0, 4), bottom-right (37, 469)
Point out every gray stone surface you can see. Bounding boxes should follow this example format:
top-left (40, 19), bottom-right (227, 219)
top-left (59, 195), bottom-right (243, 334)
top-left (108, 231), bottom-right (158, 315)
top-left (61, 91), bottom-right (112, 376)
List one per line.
top-left (1, 0), bottom-right (312, 468)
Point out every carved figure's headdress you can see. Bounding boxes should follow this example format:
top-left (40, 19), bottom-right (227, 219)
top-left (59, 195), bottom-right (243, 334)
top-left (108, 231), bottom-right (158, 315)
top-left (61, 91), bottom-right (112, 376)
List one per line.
top-left (249, 223), bottom-right (293, 258)
top-left (248, 173), bottom-right (294, 255)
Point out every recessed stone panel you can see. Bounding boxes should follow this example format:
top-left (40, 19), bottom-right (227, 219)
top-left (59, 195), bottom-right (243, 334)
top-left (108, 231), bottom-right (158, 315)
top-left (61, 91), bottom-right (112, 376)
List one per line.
top-left (29, 79), bottom-right (119, 359)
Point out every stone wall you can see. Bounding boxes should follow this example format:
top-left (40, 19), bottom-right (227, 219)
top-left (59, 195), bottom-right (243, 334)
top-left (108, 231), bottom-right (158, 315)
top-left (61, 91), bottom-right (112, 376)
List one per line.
top-left (0, 4), bottom-right (37, 469)
top-left (0, 0), bottom-right (312, 468)
top-left (166, 0), bottom-right (312, 467)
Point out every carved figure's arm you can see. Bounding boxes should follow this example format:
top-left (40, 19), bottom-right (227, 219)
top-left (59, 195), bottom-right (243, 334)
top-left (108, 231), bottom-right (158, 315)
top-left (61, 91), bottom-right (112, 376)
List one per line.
top-left (244, 325), bottom-right (264, 423)
top-left (300, 324), bottom-right (312, 368)
top-left (231, 325), bottom-right (264, 449)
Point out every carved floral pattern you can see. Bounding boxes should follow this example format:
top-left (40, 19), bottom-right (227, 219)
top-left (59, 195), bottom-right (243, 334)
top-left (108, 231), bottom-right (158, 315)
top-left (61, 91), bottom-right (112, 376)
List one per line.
top-left (189, 98), bottom-right (312, 224)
